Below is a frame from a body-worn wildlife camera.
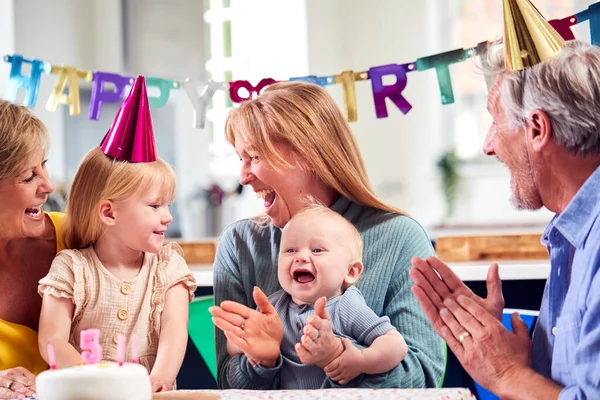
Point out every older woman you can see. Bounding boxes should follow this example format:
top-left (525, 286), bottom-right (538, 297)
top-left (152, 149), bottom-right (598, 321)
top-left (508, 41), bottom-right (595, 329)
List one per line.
top-left (0, 100), bottom-right (63, 398)
top-left (210, 82), bottom-right (444, 389)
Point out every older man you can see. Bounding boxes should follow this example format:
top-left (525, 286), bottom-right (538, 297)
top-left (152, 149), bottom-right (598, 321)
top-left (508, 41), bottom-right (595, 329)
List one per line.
top-left (410, 1), bottom-right (600, 399)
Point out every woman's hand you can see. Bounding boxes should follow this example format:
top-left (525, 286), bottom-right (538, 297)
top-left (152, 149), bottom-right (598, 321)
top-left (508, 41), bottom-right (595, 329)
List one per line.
top-left (295, 297), bottom-right (344, 368)
top-left (0, 367), bottom-right (37, 398)
top-left (210, 287), bottom-right (283, 366)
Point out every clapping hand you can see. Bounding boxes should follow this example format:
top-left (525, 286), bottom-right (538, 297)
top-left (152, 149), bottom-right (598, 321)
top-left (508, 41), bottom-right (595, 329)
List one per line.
top-left (210, 287), bottom-right (284, 366)
top-left (295, 297), bottom-right (344, 368)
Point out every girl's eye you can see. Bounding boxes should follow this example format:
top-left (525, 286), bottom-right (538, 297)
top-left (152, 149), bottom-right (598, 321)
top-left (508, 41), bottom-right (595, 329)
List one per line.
top-left (150, 204), bottom-right (160, 209)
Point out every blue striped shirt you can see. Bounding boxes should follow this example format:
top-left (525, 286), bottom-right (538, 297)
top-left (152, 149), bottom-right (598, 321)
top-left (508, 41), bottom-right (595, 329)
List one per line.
top-left (532, 165), bottom-right (600, 399)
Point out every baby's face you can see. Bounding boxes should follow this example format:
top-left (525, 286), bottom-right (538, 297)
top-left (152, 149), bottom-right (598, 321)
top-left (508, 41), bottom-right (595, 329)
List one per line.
top-left (278, 213), bottom-right (358, 305)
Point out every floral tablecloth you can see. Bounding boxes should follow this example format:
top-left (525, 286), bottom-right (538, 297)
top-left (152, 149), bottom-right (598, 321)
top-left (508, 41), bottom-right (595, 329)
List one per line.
top-left (154, 388), bottom-right (476, 400)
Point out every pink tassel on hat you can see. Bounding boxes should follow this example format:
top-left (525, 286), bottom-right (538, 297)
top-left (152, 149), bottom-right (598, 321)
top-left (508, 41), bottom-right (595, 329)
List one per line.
top-left (100, 75), bottom-right (158, 162)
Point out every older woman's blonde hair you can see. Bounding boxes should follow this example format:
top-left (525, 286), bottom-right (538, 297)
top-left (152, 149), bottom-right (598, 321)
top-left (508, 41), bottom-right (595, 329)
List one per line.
top-left (62, 147), bottom-right (176, 249)
top-left (225, 81), bottom-right (405, 215)
top-left (0, 100), bottom-right (48, 180)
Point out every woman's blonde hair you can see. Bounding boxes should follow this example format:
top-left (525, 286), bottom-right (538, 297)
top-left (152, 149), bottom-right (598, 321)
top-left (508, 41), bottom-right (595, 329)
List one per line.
top-left (0, 100), bottom-right (48, 180)
top-left (62, 147), bottom-right (176, 249)
top-left (225, 81), bottom-right (405, 215)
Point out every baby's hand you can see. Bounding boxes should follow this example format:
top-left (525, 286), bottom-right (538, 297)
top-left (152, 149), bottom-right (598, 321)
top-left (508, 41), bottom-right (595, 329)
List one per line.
top-left (324, 338), bottom-right (365, 385)
top-left (294, 297), bottom-right (343, 368)
top-left (149, 374), bottom-right (174, 392)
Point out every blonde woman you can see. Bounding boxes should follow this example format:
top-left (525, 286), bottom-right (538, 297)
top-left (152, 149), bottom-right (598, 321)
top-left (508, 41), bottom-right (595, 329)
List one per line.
top-left (0, 100), bottom-right (59, 398)
top-left (210, 82), bottom-right (444, 389)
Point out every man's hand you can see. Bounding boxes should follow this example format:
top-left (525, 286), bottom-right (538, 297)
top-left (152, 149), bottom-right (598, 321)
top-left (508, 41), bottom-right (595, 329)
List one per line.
top-left (295, 297), bottom-right (344, 368)
top-left (410, 256), bottom-right (504, 329)
top-left (438, 295), bottom-right (532, 394)
top-left (210, 286), bottom-right (283, 365)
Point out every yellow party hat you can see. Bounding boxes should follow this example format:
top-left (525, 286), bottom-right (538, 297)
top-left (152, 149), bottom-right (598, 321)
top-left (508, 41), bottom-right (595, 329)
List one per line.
top-left (503, 0), bottom-right (566, 71)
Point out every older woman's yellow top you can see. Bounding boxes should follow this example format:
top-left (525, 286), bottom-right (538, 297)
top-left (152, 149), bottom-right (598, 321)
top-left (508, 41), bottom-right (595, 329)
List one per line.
top-left (0, 212), bottom-right (64, 374)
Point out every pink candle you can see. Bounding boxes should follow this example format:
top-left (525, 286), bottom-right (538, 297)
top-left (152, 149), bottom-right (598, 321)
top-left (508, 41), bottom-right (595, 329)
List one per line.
top-left (130, 333), bottom-right (138, 364)
top-left (47, 343), bottom-right (57, 370)
top-left (117, 334), bottom-right (126, 366)
top-left (80, 329), bottom-right (102, 364)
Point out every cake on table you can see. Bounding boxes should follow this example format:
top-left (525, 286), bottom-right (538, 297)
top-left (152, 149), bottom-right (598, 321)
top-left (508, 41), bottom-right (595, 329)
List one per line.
top-left (36, 329), bottom-right (151, 400)
top-left (36, 362), bottom-right (152, 400)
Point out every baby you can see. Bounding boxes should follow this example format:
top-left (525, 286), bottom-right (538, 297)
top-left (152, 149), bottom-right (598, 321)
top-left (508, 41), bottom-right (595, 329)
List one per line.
top-left (226, 204), bottom-right (407, 388)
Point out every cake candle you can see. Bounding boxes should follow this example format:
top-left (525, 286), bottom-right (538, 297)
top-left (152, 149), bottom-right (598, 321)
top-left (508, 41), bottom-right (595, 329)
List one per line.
top-left (47, 343), bottom-right (57, 370)
top-left (117, 334), bottom-right (126, 366)
top-left (130, 333), bottom-right (138, 364)
top-left (80, 329), bottom-right (102, 364)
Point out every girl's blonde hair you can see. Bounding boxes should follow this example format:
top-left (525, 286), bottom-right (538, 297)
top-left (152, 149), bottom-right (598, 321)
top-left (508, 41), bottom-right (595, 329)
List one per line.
top-left (0, 100), bottom-right (48, 180)
top-left (225, 81), bottom-right (406, 215)
top-left (62, 147), bottom-right (176, 249)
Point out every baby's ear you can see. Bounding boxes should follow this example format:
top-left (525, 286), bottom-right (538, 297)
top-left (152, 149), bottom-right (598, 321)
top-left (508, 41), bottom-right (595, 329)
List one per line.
top-left (344, 261), bottom-right (364, 286)
top-left (98, 200), bottom-right (116, 226)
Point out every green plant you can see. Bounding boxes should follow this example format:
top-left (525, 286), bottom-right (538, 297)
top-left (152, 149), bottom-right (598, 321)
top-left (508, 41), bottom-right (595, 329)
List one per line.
top-left (437, 150), bottom-right (460, 217)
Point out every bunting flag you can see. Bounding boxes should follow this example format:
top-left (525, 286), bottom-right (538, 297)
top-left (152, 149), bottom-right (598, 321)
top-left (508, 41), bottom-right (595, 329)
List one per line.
top-left (2, 2), bottom-right (598, 126)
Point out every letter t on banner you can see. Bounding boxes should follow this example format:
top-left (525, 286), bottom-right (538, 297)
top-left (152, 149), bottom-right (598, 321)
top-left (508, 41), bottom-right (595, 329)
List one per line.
top-left (416, 48), bottom-right (474, 105)
top-left (369, 63), bottom-right (415, 118)
top-left (576, 2), bottom-right (600, 46)
top-left (3, 55), bottom-right (49, 107)
top-left (333, 70), bottom-right (369, 122)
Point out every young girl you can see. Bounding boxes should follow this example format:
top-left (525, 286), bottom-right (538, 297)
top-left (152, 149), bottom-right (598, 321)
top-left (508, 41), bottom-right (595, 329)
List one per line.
top-left (37, 76), bottom-right (196, 392)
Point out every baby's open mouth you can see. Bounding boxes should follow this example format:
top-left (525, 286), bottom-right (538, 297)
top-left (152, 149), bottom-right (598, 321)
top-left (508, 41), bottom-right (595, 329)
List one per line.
top-left (293, 270), bottom-right (315, 283)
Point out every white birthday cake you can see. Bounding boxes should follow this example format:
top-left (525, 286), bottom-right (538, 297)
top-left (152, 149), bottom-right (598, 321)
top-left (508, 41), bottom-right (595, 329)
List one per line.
top-left (36, 362), bottom-right (152, 400)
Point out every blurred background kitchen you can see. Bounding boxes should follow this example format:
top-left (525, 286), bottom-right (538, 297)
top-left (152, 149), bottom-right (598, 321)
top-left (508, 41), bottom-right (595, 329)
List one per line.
top-left (1, 0), bottom-right (591, 242)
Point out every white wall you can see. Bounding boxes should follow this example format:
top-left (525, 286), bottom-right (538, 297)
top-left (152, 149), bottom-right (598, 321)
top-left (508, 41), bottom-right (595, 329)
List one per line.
top-left (0, 0), bottom-right (15, 96)
top-left (305, 0), bottom-right (447, 230)
top-left (305, 0), bottom-right (553, 234)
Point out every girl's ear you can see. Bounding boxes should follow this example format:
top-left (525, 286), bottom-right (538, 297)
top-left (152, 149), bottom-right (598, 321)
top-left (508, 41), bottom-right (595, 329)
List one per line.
top-left (98, 200), bottom-right (116, 226)
top-left (344, 261), bottom-right (364, 287)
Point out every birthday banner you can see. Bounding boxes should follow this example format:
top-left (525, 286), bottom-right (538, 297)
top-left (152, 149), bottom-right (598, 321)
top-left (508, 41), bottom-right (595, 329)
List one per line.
top-left (3, 3), bottom-right (599, 127)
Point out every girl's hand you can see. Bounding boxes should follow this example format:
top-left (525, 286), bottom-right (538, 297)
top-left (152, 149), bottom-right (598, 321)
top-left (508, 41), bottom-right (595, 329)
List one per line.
top-left (210, 287), bottom-right (283, 365)
top-left (294, 297), bottom-right (344, 368)
top-left (149, 374), bottom-right (174, 392)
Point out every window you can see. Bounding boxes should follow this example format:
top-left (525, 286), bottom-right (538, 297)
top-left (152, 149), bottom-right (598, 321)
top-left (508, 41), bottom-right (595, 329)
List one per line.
top-left (446, 0), bottom-right (583, 162)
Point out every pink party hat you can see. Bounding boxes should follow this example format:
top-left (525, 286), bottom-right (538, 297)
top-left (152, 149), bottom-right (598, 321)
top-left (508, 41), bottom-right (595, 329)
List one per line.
top-left (100, 75), bottom-right (157, 162)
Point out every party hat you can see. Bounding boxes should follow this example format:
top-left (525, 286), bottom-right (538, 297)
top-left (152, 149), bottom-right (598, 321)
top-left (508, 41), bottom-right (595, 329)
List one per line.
top-left (503, 0), bottom-right (565, 71)
top-left (100, 75), bottom-right (157, 162)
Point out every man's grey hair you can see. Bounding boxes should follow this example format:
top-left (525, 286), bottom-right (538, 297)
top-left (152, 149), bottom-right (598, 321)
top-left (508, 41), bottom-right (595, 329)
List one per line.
top-left (480, 40), bottom-right (600, 156)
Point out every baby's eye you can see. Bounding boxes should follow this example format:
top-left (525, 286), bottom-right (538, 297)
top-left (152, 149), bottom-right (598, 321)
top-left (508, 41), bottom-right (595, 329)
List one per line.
top-left (313, 248), bottom-right (323, 253)
top-left (284, 248), bottom-right (296, 254)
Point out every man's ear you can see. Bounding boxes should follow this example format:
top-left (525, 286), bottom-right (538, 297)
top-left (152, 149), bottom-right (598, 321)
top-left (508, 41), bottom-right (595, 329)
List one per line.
top-left (527, 109), bottom-right (552, 152)
top-left (344, 261), bottom-right (364, 287)
top-left (98, 200), bottom-right (117, 226)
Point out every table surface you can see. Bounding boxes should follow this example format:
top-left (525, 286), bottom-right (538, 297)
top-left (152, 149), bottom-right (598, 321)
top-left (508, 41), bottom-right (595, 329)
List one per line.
top-left (190, 259), bottom-right (551, 287)
top-left (153, 388), bottom-right (476, 400)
